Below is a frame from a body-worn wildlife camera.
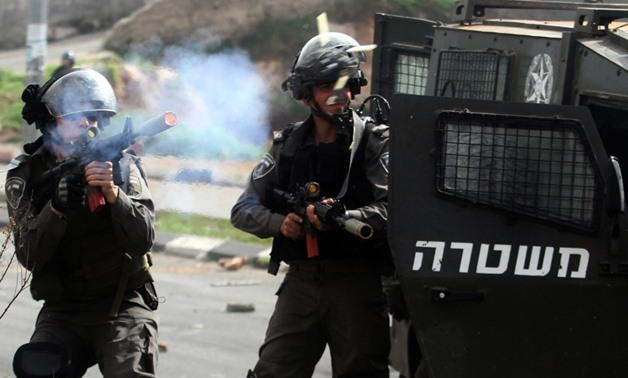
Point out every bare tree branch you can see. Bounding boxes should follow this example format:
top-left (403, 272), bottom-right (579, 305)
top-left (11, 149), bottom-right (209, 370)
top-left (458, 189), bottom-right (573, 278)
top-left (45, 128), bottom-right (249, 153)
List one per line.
top-left (0, 219), bottom-right (31, 321)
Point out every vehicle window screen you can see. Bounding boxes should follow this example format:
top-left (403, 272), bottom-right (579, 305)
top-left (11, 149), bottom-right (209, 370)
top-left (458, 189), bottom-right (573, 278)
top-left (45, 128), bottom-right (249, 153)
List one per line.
top-left (394, 52), bottom-right (429, 95)
top-left (435, 112), bottom-right (602, 232)
top-left (435, 50), bottom-right (509, 100)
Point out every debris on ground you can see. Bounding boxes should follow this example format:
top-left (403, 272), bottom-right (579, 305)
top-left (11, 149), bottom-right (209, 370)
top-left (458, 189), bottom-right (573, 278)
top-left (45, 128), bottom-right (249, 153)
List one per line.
top-left (218, 256), bottom-right (248, 271)
top-left (226, 302), bottom-right (255, 313)
top-left (210, 280), bottom-right (260, 287)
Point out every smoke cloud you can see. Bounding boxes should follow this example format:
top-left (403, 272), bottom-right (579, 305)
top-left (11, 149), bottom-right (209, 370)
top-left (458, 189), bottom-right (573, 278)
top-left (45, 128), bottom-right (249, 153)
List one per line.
top-left (119, 40), bottom-right (271, 161)
top-left (103, 39), bottom-right (274, 217)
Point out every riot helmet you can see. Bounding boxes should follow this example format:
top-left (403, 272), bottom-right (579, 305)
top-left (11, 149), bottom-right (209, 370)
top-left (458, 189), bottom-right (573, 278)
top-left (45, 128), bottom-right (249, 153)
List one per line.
top-left (282, 32), bottom-right (368, 101)
top-left (41, 68), bottom-right (116, 120)
top-left (21, 68), bottom-right (116, 132)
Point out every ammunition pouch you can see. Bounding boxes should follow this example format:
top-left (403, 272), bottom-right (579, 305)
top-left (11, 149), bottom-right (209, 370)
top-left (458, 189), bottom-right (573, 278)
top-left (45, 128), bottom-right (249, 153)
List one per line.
top-left (138, 281), bottom-right (159, 311)
top-left (109, 252), bottom-right (154, 317)
top-left (29, 251), bottom-right (153, 317)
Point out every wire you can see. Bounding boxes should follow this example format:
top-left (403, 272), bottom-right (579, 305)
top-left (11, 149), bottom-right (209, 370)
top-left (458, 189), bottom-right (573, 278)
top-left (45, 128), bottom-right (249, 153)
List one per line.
top-left (357, 95), bottom-right (391, 125)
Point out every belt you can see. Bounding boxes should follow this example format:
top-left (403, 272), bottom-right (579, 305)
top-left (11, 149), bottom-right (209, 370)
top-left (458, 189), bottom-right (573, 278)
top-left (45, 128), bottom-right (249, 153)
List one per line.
top-left (289, 262), bottom-right (377, 274)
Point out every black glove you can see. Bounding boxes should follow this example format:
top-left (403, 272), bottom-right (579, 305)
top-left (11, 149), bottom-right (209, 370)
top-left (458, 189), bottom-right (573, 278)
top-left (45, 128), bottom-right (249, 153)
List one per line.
top-left (51, 174), bottom-right (86, 212)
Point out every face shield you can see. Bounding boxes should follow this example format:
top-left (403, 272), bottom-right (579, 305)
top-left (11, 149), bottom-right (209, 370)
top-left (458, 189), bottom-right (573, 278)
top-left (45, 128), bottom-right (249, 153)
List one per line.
top-left (41, 69), bottom-right (117, 122)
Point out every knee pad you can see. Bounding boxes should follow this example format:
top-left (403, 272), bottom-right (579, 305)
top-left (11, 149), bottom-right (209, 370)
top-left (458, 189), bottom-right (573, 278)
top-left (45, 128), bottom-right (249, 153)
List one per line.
top-left (13, 342), bottom-right (70, 378)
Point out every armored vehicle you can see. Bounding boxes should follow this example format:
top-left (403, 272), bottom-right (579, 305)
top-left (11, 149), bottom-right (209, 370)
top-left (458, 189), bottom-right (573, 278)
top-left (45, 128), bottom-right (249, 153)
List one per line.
top-left (370, 1), bottom-right (628, 377)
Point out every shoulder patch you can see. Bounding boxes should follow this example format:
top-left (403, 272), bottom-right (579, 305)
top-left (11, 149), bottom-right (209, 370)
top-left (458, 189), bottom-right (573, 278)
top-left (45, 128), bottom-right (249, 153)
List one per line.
top-left (6, 176), bottom-right (26, 209)
top-left (252, 153), bottom-right (275, 180)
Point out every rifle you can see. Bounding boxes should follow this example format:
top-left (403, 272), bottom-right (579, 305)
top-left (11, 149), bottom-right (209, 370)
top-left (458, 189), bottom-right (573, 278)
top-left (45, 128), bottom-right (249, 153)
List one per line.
top-left (34, 111), bottom-right (177, 212)
top-left (272, 181), bottom-right (373, 258)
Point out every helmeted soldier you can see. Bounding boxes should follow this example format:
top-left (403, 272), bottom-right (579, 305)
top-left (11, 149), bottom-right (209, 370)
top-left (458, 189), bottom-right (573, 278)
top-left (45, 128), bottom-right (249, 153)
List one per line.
top-left (231, 32), bottom-right (392, 377)
top-left (7, 68), bottom-right (159, 378)
top-left (51, 50), bottom-right (76, 79)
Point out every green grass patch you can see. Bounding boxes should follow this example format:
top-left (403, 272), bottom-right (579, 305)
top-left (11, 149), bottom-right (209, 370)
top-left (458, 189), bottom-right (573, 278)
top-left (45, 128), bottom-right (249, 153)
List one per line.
top-left (155, 210), bottom-right (271, 247)
top-left (0, 69), bottom-right (26, 131)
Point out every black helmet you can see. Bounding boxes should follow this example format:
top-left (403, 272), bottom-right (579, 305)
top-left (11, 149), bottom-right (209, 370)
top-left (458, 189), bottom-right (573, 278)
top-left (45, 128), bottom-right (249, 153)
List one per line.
top-left (62, 50), bottom-right (75, 64)
top-left (21, 68), bottom-right (116, 129)
top-left (282, 32), bottom-right (368, 100)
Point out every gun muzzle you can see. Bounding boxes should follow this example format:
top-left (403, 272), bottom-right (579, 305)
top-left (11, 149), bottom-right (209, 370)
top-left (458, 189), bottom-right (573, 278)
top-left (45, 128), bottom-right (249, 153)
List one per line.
top-left (139, 111), bottom-right (177, 137)
top-left (86, 125), bottom-right (99, 139)
top-left (341, 218), bottom-right (373, 240)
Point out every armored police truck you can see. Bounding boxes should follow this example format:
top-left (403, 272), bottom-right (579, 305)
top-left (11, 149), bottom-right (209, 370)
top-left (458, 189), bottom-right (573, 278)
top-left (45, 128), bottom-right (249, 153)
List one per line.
top-left (370, 1), bottom-right (628, 377)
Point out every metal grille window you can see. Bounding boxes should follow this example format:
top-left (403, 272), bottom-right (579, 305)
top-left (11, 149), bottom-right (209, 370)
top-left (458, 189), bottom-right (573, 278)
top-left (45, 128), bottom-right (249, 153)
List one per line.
top-left (436, 112), bottom-right (602, 232)
top-left (435, 50), bottom-right (510, 100)
top-left (394, 52), bottom-right (429, 95)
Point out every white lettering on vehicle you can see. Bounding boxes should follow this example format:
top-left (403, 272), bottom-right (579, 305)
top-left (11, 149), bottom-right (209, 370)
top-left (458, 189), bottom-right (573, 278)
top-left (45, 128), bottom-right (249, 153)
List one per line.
top-left (413, 241), bottom-right (589, 279)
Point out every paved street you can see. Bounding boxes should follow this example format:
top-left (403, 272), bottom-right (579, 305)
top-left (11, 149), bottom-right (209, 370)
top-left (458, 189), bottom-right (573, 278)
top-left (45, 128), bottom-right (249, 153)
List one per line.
top-left (0, 252), bottom-right (342, 378)
top-left (0, 30), bottom-right (401, 378)
top-left (0, 31), bottom-right (106, 73)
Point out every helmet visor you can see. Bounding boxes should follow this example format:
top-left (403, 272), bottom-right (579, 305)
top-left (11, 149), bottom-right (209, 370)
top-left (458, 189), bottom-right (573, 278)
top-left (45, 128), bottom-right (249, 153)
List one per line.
top-left (42, 69), bottom-right (117, 119)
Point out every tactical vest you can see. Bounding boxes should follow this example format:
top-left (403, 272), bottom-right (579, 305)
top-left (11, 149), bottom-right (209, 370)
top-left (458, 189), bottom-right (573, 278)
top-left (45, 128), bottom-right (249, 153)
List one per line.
top-left (22, 152), bottom-right (153, 316)
top-left (269, 120), bottom-right (390, 264)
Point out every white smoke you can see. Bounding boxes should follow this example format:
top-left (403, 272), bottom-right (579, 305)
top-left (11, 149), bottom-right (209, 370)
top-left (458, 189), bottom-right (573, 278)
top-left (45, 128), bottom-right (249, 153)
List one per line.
top-left (108, 40), bottom-right (273, 217)
top-left (121, 41), bottom-right (271, 160)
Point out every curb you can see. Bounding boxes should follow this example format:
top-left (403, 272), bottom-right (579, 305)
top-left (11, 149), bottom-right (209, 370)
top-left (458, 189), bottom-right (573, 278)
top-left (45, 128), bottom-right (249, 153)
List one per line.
top-left (0, 203), bottom-right (270, 265)
top-left (153, 231), bottom-right (271, 262)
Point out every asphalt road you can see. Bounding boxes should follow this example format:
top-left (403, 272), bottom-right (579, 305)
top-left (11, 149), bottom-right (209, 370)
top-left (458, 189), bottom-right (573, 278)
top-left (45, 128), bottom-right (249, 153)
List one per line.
top-left (0, 32), bottom-right (401, 378)
top-left (0, 31), bottom-right (107, 73)
top-left (0, 252), bottom-right (344, 378)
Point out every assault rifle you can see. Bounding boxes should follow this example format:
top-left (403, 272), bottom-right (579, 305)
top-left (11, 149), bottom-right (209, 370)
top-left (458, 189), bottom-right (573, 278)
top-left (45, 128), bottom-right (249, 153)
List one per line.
top-left (34, 111), bottom-right (177, 212)
top-left (273, 182), bottom-right (373, 258)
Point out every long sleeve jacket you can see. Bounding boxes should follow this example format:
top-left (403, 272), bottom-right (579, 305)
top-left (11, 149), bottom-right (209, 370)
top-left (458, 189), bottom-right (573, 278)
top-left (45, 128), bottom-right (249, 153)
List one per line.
top-left (5, 145), bottom-right (155, 301)
top-left (231, 111), bottom-right (389, 246)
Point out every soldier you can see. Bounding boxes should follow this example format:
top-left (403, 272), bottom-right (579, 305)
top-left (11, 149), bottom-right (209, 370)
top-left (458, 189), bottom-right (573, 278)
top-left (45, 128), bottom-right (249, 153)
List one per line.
top-left (7, 68), bottom-right (159, 377)
top-left (51, 50), bottom-right (76, 79)
top-left (231, 32), bottom-right (392, 377)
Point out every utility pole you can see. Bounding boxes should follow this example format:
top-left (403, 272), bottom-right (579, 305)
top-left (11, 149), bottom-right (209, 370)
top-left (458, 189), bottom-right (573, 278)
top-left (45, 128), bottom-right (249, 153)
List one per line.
top-left (24, 0), bottom-right (49, 144)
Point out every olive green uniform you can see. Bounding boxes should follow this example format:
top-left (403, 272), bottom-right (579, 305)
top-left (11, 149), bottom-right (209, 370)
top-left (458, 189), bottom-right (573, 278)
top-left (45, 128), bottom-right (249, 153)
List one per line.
top-left (6, 145), bottom-right (158, 377)
top-left (232, 111), bottom-right (392, 378)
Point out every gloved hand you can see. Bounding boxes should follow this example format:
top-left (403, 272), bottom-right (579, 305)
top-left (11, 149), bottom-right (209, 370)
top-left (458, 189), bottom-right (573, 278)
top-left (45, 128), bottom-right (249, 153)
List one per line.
top-left (51, 173), bottom-right (86, 212)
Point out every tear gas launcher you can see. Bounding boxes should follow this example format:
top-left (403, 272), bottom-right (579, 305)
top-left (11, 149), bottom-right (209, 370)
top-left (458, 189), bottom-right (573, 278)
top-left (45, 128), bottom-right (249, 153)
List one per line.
top-left (33, 111), bottom-right (177, 212)
top-left (272, 181), bottom-right (373, 258)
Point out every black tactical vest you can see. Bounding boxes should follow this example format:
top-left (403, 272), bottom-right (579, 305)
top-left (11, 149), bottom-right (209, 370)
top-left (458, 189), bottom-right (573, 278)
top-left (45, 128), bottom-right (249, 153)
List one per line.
top-left (269, 120), bottom-right (389, 264)
top-left (20, 152), bottom-right (153, 306)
